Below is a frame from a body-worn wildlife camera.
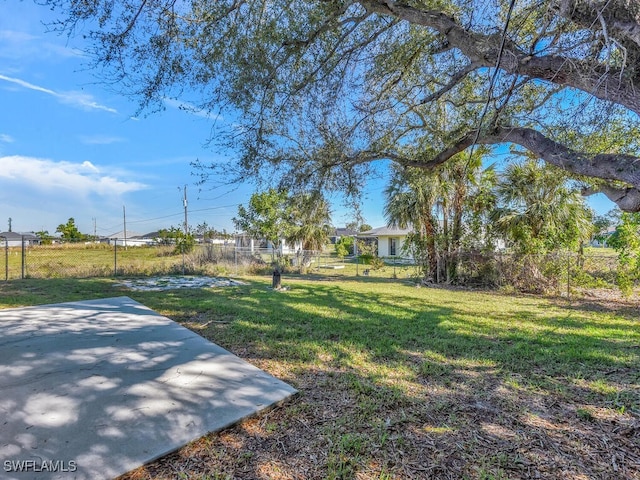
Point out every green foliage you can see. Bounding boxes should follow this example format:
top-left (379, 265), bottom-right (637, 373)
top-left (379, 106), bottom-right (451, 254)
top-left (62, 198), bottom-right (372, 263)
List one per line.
top-left (233, 189), bottom-right (291, 246)
top-left (158, 227), bottom-right (195, 254)
top-left (234, 189), bottom-right (332, 252)
top-left (35, 230), bottom-right (54, 245)
top-left (55, 218), bottom-right (88, 242)
top-left (41, 0), bottom-right (640, 215)
top-left (492, 161), bottom-right (593, 254)
top-left (368, 256), bottom-right (385, 270)
top-left (195, 222), bottom-right (232, 241)
top-left (335, 236), bottom-right (354, 257)
top-left (592, 213), bottom-right (615, 246)
top-left (570, 268), bottom-right (611, 289)
top-left (384, 153), bottom-right (490, 283)
top-left (608, 212), bottom-right (640, 296)
top-left (285, 191), bottom-right (333, 251)
top-left (357, 238), bottom-right (384, 270)
top-left (400, 231), bottom-right (432, 279)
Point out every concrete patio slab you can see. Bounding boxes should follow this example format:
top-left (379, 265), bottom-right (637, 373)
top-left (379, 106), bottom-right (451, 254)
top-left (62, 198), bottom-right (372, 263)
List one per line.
top-left (0, 297), bottom-right (297, 480)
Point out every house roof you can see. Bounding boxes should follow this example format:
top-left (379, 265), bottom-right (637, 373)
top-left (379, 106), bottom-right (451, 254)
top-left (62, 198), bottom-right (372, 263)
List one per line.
top-left (360, 225), bottom-right (413, 236)
top-left (106, 230), bottom-right (143, 239)
top-left (333, 228), bottom-right (358, 237)
top-left (0, 232), bottom-right (39, 241)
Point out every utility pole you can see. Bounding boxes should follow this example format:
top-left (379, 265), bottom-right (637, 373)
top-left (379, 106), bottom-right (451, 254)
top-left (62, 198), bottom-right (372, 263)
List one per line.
top-left (93, 217), bottom-right (97, 242)
top-left (123, 205), bottom-right (127, 250)
top-left (181, 186), bottom-right (188, 275)
top-left (183, 185), bottom-right (188, 236)
top-left (8, 217), bottom-right (11, 233)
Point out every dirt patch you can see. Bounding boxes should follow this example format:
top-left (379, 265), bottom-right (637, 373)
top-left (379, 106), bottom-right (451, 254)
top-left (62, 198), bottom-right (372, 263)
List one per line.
top-left (119, 362), bottom-right (640, 480)
top-left (115, 276), bottom-right (246, 291)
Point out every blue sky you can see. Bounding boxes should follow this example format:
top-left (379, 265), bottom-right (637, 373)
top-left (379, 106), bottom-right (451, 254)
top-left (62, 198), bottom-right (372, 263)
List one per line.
top-left (0, 2), bottom-right (614, 237)
top-left (0, 1), bottom-right (388, 237)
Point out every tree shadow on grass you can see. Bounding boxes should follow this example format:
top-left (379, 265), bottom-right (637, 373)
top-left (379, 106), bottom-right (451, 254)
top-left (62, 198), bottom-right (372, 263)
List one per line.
top-left (120, 278), bottom-right (639, 480)
top-left (3, 277), bottom-right (638, 479)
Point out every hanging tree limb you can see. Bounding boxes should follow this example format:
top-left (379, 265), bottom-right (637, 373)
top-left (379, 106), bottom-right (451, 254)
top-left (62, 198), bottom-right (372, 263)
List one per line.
top-left (406, 125), bottom-right (640, 211)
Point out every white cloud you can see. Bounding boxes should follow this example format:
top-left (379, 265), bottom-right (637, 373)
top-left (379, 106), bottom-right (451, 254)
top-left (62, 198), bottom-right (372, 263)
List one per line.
top-left (0, 30), bottom-right (38, 60)
top-left (0, 134), bottom-right (14, 143)
top-left (0, 28), bottom-right (83, 61)
top-left (79, 135), bottom-right (126, 145)
top-left (0, 155), bottom-right (146, 196)
top-left (0, 74), bottom-right (117, 113)
top-left (81, 160), bottom-right (100, 173)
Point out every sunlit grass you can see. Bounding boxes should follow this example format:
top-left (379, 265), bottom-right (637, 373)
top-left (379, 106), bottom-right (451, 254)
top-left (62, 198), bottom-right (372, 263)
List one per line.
top-left (1, 274), bottom-right (638, 478)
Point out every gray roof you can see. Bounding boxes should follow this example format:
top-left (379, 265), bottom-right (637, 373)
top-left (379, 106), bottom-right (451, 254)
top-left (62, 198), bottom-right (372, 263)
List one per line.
top-left (333, 228), bottom-right (358, 237)
top-left (0, 232), bottom-right (39, 241)
top-left (106, 230), bottom-right (144, 239)
top-left (360, 225), bottom-right (413, 236)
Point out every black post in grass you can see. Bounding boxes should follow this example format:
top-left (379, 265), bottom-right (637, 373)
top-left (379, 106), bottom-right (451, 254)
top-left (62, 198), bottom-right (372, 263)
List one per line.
top-left (272, 268), bottom-right (282, 289)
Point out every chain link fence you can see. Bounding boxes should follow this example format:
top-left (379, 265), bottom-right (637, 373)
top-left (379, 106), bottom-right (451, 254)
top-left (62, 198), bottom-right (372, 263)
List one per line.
top-left (452, 250), bottom-right (621, 295)
top-left (0, 238), bottom-right (633, 297)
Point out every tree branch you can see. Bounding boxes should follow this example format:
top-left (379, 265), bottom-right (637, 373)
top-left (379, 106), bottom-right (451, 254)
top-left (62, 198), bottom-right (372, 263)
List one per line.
top-left (358, 0), bottom-right (640, 114)
top-left (554, 0), bottom-right (640, 48)
top-left (582, 184), bottom-right (640, 212)
top-left (417, 62), bottom-right (479, 105)
top-left (407, 125), bottom-right (640, 211)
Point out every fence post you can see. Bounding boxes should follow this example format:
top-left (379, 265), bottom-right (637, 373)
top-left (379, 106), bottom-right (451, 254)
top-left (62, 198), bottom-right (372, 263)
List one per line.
top-left (566, 252), bottom-right (571, 300)
top-left (1, 236), bottom-right (6, 281)
top-left (114, 241), bottom-right (118, 276)
top-left (21, 235), bottom-right (25, 279)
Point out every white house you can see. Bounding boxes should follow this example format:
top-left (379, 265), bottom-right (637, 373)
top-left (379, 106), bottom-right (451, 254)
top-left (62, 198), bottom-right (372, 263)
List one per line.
top-left (0, 232), bottom-right (40, 247)
top-left (106, 230), bottom-right (154, 247)
top-left (234, 234), bottom-right (302, 254)
top-left (359, 226), bottom-right (413, 259)
top-left (589, 227), bottom-right (617, 248)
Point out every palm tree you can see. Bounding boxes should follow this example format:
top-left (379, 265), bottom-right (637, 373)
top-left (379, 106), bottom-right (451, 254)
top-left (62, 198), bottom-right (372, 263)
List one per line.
top-left (384, 164), bottom-right (440, 280)
top-left (384, 150), bottom-right (487, 282)
top-left (285, 191), bottom-right (333, 265)
top-left (492, 160), bottom-right (594, 254)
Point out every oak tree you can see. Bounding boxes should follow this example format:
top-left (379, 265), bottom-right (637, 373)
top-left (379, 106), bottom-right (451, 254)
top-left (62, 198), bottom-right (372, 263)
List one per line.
top-left (45, 0), bottom-right (640, 210)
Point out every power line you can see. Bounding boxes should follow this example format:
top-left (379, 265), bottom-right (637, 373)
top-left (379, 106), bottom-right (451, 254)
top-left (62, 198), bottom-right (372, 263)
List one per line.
top-left (121, 203), bottom-right (238, 225)
top-left (122, 212), bottom-right (184, 225)
top-left (189, 204), bottom-right (237, 214)
top-left (467, 0), bottom-right (518, 165)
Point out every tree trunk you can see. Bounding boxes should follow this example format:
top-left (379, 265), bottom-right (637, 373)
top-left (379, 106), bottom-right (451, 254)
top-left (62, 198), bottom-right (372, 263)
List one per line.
top-left (423, 215), bottom-right (438, 282)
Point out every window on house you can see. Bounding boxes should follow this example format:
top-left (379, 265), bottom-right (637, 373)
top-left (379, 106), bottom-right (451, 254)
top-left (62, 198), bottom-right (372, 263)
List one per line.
top-left (389, 237), bottom-right (397, 256)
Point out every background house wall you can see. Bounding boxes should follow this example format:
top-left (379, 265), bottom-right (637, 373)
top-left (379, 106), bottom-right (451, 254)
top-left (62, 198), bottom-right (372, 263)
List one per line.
top-left (360, 226), bottom-right (413, 259)
top-left (0, 232), bottom-right (40, 247)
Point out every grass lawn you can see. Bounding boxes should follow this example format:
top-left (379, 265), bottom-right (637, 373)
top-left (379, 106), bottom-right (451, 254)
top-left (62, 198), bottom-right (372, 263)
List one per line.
top-left (1, 243), bottom-right (188, 279)
top-left (1, 275), bottom-right (638, 479)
